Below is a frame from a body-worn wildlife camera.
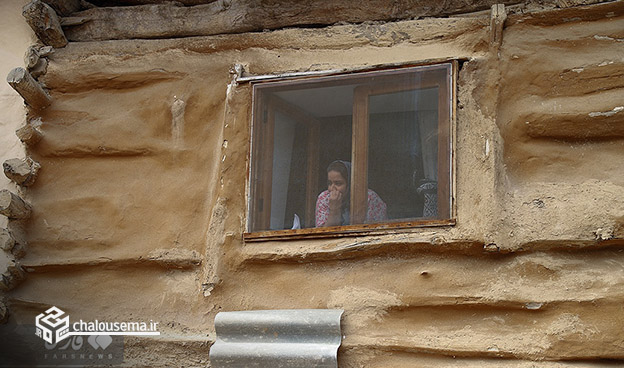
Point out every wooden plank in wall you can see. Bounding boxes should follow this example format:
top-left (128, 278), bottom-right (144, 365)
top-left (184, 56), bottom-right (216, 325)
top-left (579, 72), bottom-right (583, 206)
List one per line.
top-left (62, 0), bottom-right (521, 41)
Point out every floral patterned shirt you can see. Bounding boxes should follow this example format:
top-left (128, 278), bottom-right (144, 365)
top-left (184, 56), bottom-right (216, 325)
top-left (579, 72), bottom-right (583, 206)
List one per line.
top-left (315, 189), bottom-right (387, 227)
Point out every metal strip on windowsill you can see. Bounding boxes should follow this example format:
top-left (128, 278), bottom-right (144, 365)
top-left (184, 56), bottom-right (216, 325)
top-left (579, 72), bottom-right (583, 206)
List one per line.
top-left (209, 309), bottom-right (344, 368)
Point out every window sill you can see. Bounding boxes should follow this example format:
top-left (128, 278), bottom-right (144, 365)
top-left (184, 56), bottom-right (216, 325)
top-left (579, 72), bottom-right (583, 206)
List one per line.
top-left (243, 218), bottom-right (456, 242)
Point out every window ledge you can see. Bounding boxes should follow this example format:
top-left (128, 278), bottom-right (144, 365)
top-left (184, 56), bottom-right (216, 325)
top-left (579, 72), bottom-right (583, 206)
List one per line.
top-left (243, 219), bottom-right (456, 242)
top-left (241, 231), bottom-right (487, 265)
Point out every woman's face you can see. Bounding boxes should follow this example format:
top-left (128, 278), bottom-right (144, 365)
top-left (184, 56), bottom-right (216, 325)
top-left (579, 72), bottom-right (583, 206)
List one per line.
top-left (327, 170), bottom-right (347, 196)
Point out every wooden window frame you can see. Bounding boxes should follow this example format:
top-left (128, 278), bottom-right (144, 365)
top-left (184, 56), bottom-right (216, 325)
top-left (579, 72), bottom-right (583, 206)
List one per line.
top-left (245, 62), bottom-right (457, 242)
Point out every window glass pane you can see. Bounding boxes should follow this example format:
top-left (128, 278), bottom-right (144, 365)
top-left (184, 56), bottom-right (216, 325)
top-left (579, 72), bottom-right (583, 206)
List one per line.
top-left (251, 83), bottom-right (355, 231)
top-left (368, 88), bottom-right (439, 220)
top-left (250, 63), bottom-right (452, 233)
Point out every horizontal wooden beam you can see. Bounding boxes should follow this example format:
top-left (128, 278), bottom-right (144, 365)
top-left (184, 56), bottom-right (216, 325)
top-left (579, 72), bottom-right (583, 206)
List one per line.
top-left (21, 250), bottom-right (202, 272)
top-left (89, 0), bottom-right (215, 6)
top-left (41, 0), bottom-right (82, 16)
top-left (63, 0), bottom-right (520, 41)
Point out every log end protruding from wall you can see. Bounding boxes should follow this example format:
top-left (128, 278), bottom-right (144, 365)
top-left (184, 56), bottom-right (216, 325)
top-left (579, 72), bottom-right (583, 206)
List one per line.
top-left (22, 0), bottom-right (68, 48)
top-left (0, 228), bottom-right (26, 259)
top-left (3, 158), bottom-right (41, 187)
top-left (7, 67), bottom-right (52, 110)
top-left (0, 259), bottom-right (26, 292)
top-left (15, 119), bottom-right (44, 146)
top-left (0, 190), bottom-right (32, 220)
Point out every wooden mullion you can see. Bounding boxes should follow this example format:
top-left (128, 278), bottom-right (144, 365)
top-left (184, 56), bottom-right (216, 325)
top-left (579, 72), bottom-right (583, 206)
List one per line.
top-left (351, 86), bottom-right (370, 224)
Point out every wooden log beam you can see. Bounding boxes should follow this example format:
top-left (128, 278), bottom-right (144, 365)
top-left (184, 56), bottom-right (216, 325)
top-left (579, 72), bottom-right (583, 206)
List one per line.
top-left (63, 0), bottom-right (519, 41)
top-left (16, 119), bottom-right (44, 146)
top-left (0, 190), bottom-right (32, 220)
top-left (41, 0), bottom-right (82, 16)
top-left (7, 68), bottom-right (52, 110)
top-left (23, 0), bottom-right (68, 47)
top-left (3, 158), bottom-right (41, 187)
top-left (89, 0), bottom-right (216, 5)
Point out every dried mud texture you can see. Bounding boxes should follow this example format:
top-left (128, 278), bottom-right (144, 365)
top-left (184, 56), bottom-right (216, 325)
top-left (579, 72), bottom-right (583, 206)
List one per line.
top-left (2, 3), bottom-right (624, 368)
top-left (495, 9), bottom-right (624, 250)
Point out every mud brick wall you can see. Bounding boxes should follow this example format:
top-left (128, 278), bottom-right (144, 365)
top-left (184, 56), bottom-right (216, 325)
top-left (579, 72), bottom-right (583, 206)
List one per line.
top-left (1, 1), bottom-right (623, 366)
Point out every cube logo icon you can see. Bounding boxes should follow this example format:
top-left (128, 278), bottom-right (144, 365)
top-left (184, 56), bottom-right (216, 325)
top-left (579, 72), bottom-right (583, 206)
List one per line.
top-left (35, 306), bottom-right (70, 345)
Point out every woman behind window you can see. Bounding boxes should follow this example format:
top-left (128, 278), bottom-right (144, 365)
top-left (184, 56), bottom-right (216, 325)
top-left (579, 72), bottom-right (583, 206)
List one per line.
top-left (315, 160), bottom-right (387, 227)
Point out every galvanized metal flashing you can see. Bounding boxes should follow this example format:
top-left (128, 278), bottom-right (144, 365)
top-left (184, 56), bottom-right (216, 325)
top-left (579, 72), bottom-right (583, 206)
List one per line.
top-left (210, 309), bottom-right (344, 368)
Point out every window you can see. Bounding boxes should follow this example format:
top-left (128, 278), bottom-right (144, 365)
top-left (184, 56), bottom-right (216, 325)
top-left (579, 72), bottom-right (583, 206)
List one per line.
top-left (246, 62), bottom-right (455, 240)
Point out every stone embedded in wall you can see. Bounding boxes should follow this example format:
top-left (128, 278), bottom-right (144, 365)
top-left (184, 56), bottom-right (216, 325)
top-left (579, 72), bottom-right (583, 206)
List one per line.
top-left (3, 158), bottom-right (41, 187)
top-left (15, 119), bottom-right (44, 146)
top-left (0, 190), bottom-right (32, 220)
top-left (7, 68), bottom-right (52, 110)
top-left (22, 0), bottom-right (68, 48)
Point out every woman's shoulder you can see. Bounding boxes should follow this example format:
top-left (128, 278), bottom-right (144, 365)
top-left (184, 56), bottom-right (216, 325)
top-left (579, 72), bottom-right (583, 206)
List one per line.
top-left (367, 189), bottom-right (382, 199)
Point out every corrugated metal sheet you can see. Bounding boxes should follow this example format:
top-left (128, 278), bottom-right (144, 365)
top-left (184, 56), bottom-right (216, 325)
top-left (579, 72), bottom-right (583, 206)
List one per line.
top-left (210, 309), bottom-right (344, 368)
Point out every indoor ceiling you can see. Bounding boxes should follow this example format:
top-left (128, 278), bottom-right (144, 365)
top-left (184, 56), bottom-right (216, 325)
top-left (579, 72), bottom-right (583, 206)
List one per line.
top-left (274, 85), bottom-right (439, 118)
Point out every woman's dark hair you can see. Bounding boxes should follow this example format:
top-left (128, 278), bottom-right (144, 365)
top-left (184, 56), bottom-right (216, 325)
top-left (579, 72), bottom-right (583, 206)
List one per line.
top-left (327, 160), bottom-right (349, 184)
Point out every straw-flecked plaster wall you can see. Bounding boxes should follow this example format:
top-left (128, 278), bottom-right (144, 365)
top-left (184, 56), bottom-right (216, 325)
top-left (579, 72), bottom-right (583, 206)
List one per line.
top-left (1, 1), bottom-right (623, 367)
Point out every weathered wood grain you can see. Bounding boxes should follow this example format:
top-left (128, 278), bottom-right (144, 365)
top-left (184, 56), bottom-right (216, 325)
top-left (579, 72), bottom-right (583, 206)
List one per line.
top-left (63, 0), bottom-right (519, 41)
top-left (41, 0), bottom-right (82, 16)
top-left (22, 0), bottom-right (68, 47)
top-left (0, 260), bottom-right (26, 292)
top-left (3, 158), bottom-right (41, 187)
top-left (15, 121), bottom-right (44, 146)
top-left (0, 190), bottom-right (32, 220)
top-left (7, 68), bottom-right (52, 110)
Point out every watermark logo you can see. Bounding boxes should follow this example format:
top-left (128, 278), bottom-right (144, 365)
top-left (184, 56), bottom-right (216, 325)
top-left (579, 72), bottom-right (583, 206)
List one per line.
top-left (36, 306), bottom-right (70, 345)
top-left (34, 306), bottom-right (160, 346)
top-left (88, 335), bottom-right (113, 350)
